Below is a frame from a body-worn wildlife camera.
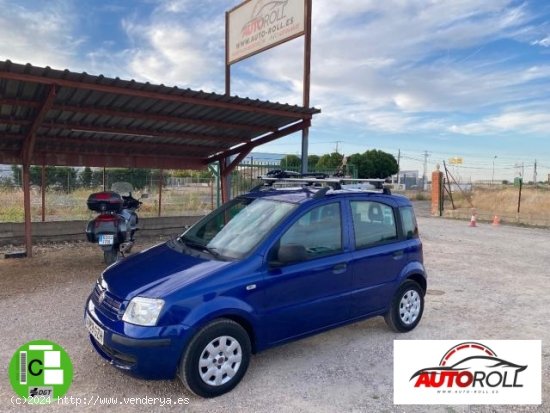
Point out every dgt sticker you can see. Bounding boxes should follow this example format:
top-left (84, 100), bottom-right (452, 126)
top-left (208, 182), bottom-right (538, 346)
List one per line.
top-left (8, 340), bottom-right (73, 403)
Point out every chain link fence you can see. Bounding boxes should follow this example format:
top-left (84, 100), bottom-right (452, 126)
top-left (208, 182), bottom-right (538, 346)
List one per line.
top-left (0, 163), bottom-right (356, 222)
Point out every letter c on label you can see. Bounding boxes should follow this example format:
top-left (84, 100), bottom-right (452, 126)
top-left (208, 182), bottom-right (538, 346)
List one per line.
top-left (28, 359), bottom-right (43, 376)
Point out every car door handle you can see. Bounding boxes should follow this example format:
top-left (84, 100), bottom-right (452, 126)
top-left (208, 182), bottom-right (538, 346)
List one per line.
top-left (332, 263), bottom-right (347, 274)
top-left (392, 250), bottom-right (405, 260)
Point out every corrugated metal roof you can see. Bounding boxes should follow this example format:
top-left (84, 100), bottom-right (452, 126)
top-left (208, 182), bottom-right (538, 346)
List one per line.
top-left (0, 60), bottom-right (320, 169)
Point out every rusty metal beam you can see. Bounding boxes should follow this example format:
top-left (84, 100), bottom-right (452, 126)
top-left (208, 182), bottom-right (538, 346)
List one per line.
top-left (41, 163), bottom-right (46, 222)
top-left (35, 135), bottom-right (217, 156)
top-left (0, 100), bottom-right (275, 133)
top-left (35, 151), bottom-right (206, 170)
top-left (34, 144), bottom-right (208, 162)
top-left (158, 170), bottom-right (163, 217)
top-left (2, 133), bottom-right (221, 156)
top-left (21, 85), bottom-right (56, 164)
top-left (210, 120), bottom-right (310, 163)
top-left (41, 122), bottom-right (244, 145)
top-left (22, 163), bottom-right (32, 257)
top-left (0, 98), bottom-right (42, 108)
top-left (224, 149), bottom-right (252, 177)
top-left (0, 118), bottom-right (29, 126)
top-left (0, 71), bottom-right (311, 119)
top-left (220, 159), bottom-right (230, 204)
top-left (53, 104), bottom-right (273, 132)
top-left (0, 99), bottom-right (278, 133)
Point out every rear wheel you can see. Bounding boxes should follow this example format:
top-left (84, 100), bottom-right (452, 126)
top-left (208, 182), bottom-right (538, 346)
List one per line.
top-left (179, 319), bottom-right (251, 398)
top-left (384, 280), bottom-right (424, 332)
top-left (103, 247), bottom-right (118, 265)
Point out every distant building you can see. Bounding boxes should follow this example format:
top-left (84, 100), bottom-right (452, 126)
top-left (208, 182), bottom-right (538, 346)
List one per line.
top-left (396, 170), bottom-right (419, 189)
top-left (244, 152), bottom-right (285, 164)
top-left (0, 164), bottom-right (13, 178)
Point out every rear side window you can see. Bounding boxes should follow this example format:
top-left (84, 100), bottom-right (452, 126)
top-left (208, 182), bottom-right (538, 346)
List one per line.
top-left (400, 206), bottom-right (418, 239)
top-left (351, 201), bottom-right (397, 248)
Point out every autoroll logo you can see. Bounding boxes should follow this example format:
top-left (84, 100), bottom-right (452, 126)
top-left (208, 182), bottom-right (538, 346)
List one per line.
top-left (394, 340), bottom-right (541, 405)
top-left (411, 341), bottom-right (527, 390)
top-left (241, 1), bottom-right (289, 37)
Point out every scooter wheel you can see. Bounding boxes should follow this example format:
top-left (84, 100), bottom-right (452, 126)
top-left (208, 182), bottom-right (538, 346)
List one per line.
top-left (103, 248), bottom-right (118, 265)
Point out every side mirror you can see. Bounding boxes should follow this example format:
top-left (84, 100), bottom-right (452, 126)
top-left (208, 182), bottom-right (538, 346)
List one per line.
top-left (270, 244), bottom-right (307, 267)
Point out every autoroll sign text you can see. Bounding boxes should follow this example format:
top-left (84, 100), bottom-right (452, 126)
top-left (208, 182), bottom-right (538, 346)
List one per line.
top-left (227, 0), bottom-right (305, 64)
top-left (394, 340), bottom-right (541, 405)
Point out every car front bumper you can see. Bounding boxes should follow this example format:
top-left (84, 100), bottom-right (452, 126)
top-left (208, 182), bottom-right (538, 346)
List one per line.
top-left (85, 297), bottom-right (191, 380)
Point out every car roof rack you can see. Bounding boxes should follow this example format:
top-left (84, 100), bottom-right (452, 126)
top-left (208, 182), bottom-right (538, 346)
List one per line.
top-left (253, 174), bottom-right (391, 195)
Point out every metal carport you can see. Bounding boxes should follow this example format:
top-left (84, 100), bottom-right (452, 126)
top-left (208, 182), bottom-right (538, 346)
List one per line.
top-left (0, 60), bottom-right (320, 256)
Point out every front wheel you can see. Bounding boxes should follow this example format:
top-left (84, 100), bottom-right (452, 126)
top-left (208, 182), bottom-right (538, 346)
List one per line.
top-left (384, 280), bottom-right (424, 332)
top-left (179, 319), bottom-right (251, 398)
top-left (103, 247), bottom-right (118, 265)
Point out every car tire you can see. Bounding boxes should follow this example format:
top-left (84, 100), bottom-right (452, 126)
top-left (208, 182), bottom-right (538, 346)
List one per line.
top-left (384, 280), bottom-right (424, 333)
top-left (179, 319), bottom-right (251, 398)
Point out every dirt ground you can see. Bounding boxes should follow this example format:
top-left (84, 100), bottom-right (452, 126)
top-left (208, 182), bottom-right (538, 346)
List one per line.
top-left (0, 211), bottom-right (549, 412)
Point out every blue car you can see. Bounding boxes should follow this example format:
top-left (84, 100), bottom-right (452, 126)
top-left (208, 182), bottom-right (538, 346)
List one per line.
top-left (85, 179), bottom-right (426, 397)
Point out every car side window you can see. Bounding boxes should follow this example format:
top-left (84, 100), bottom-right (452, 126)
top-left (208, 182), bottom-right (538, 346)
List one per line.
top-left (351, 201), bottom-right (397, 248)
top-left (400, 206), bottom-right (418, 239)
top-left (277, 203), bottom-right (342, 263)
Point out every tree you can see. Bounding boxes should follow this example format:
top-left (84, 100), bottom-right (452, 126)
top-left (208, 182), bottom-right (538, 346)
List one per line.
top-left (103, 168), bottom-right (152, 190)
top-left (316, 152), bottom-right (344, 171)
top-left (11, 165), bottom-right (77, 190)
top-left (307, 154), bottom-right (320, 169)
top-left (348, 150), bottom-right (398, 179)
top-left (80, 167), bottom-right (93, 188)
top-left (280, 155), bottom-right (301, 169)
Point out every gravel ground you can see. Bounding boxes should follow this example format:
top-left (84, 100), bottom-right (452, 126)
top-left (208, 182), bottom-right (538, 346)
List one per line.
top-left (0, 212), bottom-right (549, 412)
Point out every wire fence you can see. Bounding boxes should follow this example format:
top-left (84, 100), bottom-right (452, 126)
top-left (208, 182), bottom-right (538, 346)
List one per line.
top-left (228, 162), bottom-right (357, 198)
top-left (0, 162), bottom-right (356, 223)
top-left (442, 181), bottom-right (550, 227)
top-left (3, 162), bottom-right (549, 227)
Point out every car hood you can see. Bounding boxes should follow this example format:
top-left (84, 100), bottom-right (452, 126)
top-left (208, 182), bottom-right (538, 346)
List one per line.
top-left (101, 242), bottom-right (232, 300)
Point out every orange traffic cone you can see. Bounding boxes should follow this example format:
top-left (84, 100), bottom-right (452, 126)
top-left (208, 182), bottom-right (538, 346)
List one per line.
top-left (492, 215), bottom-right (500, 226)
top-left (469, 213), bottom-right (477, 227)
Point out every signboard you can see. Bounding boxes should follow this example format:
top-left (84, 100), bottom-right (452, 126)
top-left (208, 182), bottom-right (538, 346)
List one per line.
top-left (227, 0), bottom-right (305, 65)
top-left (449, 157), bottom-right (463, 165)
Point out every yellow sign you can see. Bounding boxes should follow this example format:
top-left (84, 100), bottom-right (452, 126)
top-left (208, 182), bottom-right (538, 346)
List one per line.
top-left (449, 157), bottom-right (463, 165)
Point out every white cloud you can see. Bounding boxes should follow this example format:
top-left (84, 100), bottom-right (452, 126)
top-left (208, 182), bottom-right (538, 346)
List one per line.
top-left (0, 0), bottom-right (83, 69)
top-left (449, 107), bottom-right (550, 136)
top-left (122, 19), bottom-right (214, 86)
top-left (228, 0), bottom-right (550, 136)
top-left (86, 0), bottom-right (226, 89)
top-left (2, 0), bottom-right (549, 145)
top-left (531, 36), bottom-right (550, 47)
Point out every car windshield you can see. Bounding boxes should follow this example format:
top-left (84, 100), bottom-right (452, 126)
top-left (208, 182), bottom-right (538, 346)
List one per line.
top-left (180, 197), bottom-right (297, 260)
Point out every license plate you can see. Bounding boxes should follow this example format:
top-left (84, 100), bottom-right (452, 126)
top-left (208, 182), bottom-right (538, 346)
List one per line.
top-left (86, 314), bottom-right (104, 345)
top-left (98, 234), bottom-right (114, 245)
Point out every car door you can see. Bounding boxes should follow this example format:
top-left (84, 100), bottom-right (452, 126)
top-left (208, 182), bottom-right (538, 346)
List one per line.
top-left (348, 199), bottom-right (408, 317)
top-left (261, 201), bottom-right (353, 345)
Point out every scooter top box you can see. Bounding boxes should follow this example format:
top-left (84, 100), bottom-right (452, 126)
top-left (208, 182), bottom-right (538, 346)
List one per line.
top-left (87, 191), bottom-right (123, 212)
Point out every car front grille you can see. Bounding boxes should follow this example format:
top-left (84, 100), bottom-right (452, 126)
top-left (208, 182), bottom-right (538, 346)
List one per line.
top-left (91, 283), bottom-right (123, 320)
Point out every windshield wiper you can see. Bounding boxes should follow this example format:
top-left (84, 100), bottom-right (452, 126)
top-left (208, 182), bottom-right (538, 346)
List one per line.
top-left (177, 237), bottom-right (222, 259)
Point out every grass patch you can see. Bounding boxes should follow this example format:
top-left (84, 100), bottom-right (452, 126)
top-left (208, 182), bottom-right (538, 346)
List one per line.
top-left (0, 186), bottom-right (214, 222)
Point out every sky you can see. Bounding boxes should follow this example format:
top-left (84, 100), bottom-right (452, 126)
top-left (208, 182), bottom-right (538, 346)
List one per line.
top-left (1, 0), bottom-right (550, 181)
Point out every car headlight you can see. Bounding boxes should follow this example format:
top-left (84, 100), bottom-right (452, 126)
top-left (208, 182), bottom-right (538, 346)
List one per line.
top-left (122, 297), bottom-right (164, 326)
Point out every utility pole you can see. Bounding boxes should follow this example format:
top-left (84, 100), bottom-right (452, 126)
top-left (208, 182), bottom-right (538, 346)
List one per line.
top-left (422, 150), bottom-right (430, 190)
top-left (397, 149), bottom-right (401, 185)
top-left (533, 159), bottom-right (537, 185)
top-left (334, 141), bottom-right (343, 154)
